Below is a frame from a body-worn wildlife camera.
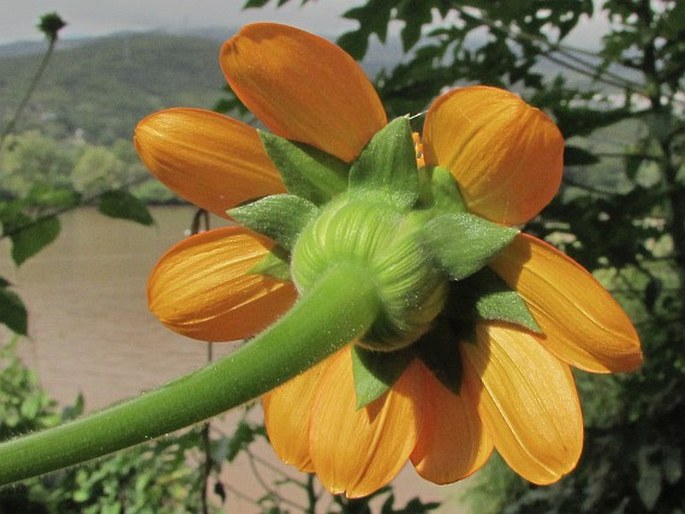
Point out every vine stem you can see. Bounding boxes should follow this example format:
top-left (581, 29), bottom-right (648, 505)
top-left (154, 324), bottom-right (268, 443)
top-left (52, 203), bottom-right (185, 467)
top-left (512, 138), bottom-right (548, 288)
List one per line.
top-left (0, 35), bottom-right (57, 152)
top-left (0, 264), bottom-right (381, 485)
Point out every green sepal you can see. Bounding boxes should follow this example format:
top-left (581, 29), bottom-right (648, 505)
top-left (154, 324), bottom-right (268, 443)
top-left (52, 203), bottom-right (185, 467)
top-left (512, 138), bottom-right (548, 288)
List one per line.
top-left (228, 194), bottom-right (318, 251)
top-left (248, 246), bottom-right (291, 281)
top-left (415, 318), bottom-right (463, 394)
top-left (349, 116), bottom-right (419, 211)
top-left (351, 345), bottom-right (413, 409)
top-left (463, 268), bottom-right (541, 333)
top-left (423, 213), bottom-right (519, 280)
top-left (417, 165), bottom-right (466, 216)
top-left (259, 131), bottom-right (348, 205)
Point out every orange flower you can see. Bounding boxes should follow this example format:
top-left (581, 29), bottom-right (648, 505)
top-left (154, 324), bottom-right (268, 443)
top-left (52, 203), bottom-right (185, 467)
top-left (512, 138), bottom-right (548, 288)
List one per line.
top-left (135, 23), bottom-right (642, 498)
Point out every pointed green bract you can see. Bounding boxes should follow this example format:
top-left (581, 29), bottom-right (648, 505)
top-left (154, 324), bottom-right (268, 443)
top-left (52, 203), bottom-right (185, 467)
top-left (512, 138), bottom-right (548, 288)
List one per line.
top-left (259, 131), bottom-right (348, 205)
top-left (349, 116), bottom-right (419, 211)
top-left (228, 194), bottom-right (318, 251)
top-left (417, 165), bottom-right (466, 216)
top-left (351, 345), bottom-right (413, 409)
top-left (467, 269), bottom-right (541, 332)
top-left (249, 247), bottom-right (291, 281)
top-left (423, 213), bottom-right (519, 280)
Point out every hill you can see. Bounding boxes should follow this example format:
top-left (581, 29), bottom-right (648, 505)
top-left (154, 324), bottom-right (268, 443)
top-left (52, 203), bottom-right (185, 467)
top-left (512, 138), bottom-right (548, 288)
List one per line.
top-left (0, 32), bottom-right (229, 145)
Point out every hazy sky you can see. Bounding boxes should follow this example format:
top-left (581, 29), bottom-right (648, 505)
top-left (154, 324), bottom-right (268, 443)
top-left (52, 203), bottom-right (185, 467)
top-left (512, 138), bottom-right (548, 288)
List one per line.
top-left (0, 0), bottom-right (361, 44)
top-left (0, 0), bottom-right (611, 48)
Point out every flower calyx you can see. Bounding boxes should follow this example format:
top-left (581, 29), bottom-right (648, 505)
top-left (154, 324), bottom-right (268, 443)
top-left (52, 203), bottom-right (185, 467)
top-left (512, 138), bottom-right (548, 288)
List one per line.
top-left (230, 116), bottom-right (541, 407)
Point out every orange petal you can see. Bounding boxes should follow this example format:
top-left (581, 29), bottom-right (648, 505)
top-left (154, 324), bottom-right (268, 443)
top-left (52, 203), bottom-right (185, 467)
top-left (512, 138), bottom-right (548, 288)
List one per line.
top-left (263, 354), bottom-right (334, 473)
top-left (134, 108), bottom-right (284, 218)
top-left (221, 23), bottom-right (387, 163)
top-left (490, 233), bottom-right (642, 373)
top-left (148, 226), bottom-right (296, 341)
top-left (422, 86), bottom-right (563, 225)
top-left (461, 322), bottom-right (583, 485)
top-left (410, 363), bottom-right (493, 484)
top-left (309, 347), bottom-right (424, 498)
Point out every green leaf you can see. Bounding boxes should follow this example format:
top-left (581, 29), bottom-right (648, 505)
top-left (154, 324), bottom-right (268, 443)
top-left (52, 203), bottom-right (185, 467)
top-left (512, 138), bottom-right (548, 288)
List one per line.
top-left (259, 131), bottom-right (348, 205)
top-left (349, 116), bottom-right (419, 211)
top-left (466, 269), bottom-right (540, 332)
top-left (423, 213), bottom-right (519, 280)
top-left (98, 190), bottom-right (154, 226)
top-left (564, 145), bottom-right (600, 166)
top-left (63, 392), bottom-right (85, 420)
top-left (398, 0), bottom-right (432, 51)
top-left (554, 106), bottom-right (633, 138)
top-left (417, 165), bottom-right (466, 216)
top-left (10, 216), bottom-right (60, 266)
top-left (0, 287), bottom-right (28, 335)
top-left (352, 346), bottom-right (413, 409)
top-left (249, 246), bottom-right (291, 281)
top-left (229, 194), bottom-right (318, 251)
top-left (415, 319), bottom-right (462, 394)
top-left (337, 29), bottom-right (370, 61)
top-left (243, 0), bottom-right (271, 8)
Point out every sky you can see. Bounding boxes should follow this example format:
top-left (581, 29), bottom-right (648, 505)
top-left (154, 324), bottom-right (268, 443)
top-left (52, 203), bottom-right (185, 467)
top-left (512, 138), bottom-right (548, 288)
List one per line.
top-left (0, 0), bottom-right (361, 45)
top-left (0, 0), bottom-right (611, 48)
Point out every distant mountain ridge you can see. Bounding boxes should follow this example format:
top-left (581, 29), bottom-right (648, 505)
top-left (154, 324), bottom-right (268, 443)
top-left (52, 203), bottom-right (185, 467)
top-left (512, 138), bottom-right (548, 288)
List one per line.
top-left (0, 27), bottom-right (402, 145)
top-left (0, 26), bottom-right (238, 58)
top-left (0, 31), bottom-right (237, 144)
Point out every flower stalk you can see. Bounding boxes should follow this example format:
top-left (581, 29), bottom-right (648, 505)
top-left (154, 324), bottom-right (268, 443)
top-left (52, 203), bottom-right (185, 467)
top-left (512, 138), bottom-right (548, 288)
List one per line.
top-left (0, 264), bottom-right (381, 485)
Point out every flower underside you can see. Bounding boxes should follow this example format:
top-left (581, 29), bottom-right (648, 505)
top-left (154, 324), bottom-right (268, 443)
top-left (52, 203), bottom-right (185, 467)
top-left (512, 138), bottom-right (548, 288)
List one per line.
top-left (230, 116), bottom-right (539, 408)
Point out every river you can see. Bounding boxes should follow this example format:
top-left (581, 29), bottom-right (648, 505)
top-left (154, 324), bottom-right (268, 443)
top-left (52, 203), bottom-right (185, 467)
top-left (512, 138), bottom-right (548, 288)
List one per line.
top-left (0, 206), bottom-right (469, 512)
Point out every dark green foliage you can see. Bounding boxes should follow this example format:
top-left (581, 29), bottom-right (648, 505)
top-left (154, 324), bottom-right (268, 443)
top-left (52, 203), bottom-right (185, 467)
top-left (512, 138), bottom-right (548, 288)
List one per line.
top-left (0, 339), bottom-right (220, 514)
top-left (0, 339), bottom-right (61, 438)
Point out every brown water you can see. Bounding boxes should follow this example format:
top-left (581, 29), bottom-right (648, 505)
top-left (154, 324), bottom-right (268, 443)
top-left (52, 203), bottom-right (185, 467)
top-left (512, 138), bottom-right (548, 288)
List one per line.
top-left (0, 207), bottom-right (470, 512)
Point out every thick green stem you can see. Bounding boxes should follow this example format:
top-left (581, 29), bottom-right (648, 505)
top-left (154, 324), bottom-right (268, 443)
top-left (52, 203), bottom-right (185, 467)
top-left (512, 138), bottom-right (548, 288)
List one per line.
top-left (0, 264), bottom-right (380, 485)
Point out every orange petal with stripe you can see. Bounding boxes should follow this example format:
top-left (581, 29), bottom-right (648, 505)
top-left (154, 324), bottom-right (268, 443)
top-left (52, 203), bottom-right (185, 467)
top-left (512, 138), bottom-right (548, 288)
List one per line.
top-left (461, 322), bottom-right (583, 485)
top-left (148, 226), bottom-right (296, 341)
top-left (410, 363), bottom-right (493, 484)
top-left (490, 233), bottom-right (642, 373)
top-left (134, 108), bottom-right (284, 218)
top-left (221, 23), bottom-right (387, 163)
top-left (263, 354), bottom-right (333, 473)
top-left (309, 347), bottom-right (424, 498)
top-left (422, 86), bottom-right (563, 225)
